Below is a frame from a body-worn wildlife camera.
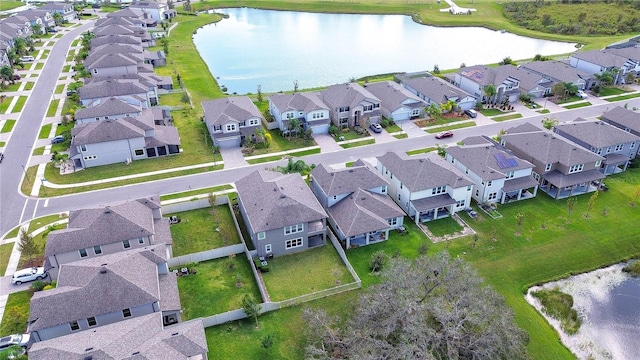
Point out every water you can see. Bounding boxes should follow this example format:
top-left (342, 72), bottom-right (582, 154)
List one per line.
top-left (527, 264), bottom-right (640, 359)
top-left (193, 8), bottom-right (578, 94)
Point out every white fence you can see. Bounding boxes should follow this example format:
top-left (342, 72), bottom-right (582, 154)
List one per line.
top-left (162, 196), bottom-right (228, 214)
top-left (202, 302), bottom-right (281, 328)
top-left (168, 243), bottom-right (245, 267)
top-left (327, 229), bottom-right (362, 285)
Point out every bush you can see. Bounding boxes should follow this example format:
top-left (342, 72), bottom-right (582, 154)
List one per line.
top-left (380, 118), bottom-right (390, 128)
top-left (328, 124), bottom-right (338, 136)
top-left (531, 288), bottom-right (581, 335)
top-left (31, 280), bottom-right (46, 292)
top-left (369, 250), bottom-right (388, 273)
top-left (622, 261), bottom-right (640, 276)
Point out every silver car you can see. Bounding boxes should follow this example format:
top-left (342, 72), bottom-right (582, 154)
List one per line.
top-left (11, 267), bottom-right (47, 285)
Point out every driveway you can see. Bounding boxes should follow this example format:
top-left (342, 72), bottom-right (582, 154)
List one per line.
top-left (220, 147), bottom-right (248, 168)
top-left (0, 275), bottom-right (32, 296)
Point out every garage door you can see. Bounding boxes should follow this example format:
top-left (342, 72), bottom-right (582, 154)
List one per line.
top-left (215, 136), bottom-right (241, 148)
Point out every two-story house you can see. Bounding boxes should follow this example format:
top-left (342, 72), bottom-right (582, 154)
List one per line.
top-left (310, 160), bottom-right (405, 249)
top-left (202, 96), bottom-right (264, 148)
top-left (130, 1), bottom-right (173, 22)
top-left (501, 123), bottom-right (605, 199)
top-left (40, 2), bottom-right (77, 22)
top-left (236, 170), bottom-right (328, 258)
top-left (454, 65), bottom-right (521, 104)
top-left (78, 78), bottom-right (152, 108)
top-left (520, 60), bottom-right (595, 91)
top-left (553, 119), bottom-right (640, 174)
top-left (320, 83), bottom-right (381, 128)
top-left (106, 7), bottom-right (157, 28)
top-left (44, 198), bottom-right (172, 278)
top-left (398, 73), bottom-right (477, 111)
top-left (377, 152), bottom-right (474, 225)
top-left (268, 92), bottom-right (331, 135)
top-left (28, 246), bottom-right (181, 342)
top-left (602, 106), bottom-right (640, 155)
top-left (445, 136), bottom-right (539, 205)
top-left (570, 49), bottom-right (638, 85)
top-left (362, 81), bottom-right (427, 121)
top-left (90, 34), bottom-right (145, 49)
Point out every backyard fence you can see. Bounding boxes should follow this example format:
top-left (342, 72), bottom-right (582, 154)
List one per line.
top-left (168, 243), bottom-right (245, 267)
top-left (162, 196), bottom-right (229, 214)
top-left (327, 229), bottom-right (362, 286)
top-left (201, 302), bottom-right (281, 328)
top-left (279, 282), bottom-right (361, 308)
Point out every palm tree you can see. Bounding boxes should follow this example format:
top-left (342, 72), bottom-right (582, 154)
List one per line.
top-left (31, 24), bottom-right (42, 37)
top-left (446, 99), bottom-right (458, 115)
top-left (541, 116), bottom-right (558, 130)
top-left (563, 82), bottom-right (578, 98)
top-left (425, 103), bottom-right (441, 120)
top-left (13, 37), bottom-right (27, 57)
top-left (484, 84), bottom-right (497, 105)
top-left (594, 71), bottom-right (613, 86)
top-left (0, 66), bottom-right (14, 89)
top-left (52, 12), bottom-right (63, 26)
top-left (288, 118), bottom-right (301, 139)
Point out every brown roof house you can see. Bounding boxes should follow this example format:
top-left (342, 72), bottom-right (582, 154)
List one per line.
top-left (500, 122), bottom-right (605, 199)
top-left (44, 198), bottom-right (172, 278)
top-left (236, 170), bottom-right (328, 258)
top-left (311, 160), bottom-right (405, 249)
top-left (202, 96), bottom-right (263, 148)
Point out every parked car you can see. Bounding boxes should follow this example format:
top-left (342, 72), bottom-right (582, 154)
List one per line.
top-left (20, 56), bottom-right (34, 62)
top-left (11, 267), bottom-right (47, 285)
top-left (577, 90), bottom-right (588, 99)
top-left (369, 123), bottom-right (383, 133)
top-left (11, 74), bottom-right (20, 81)
top-left (47, 28), bottom-right (58, 33)
top-left (0, 334), bottom-right (29, 357)
top-left (51, 135), bottom-right (64, 144)
top-left (66, 89), bottom-right (76, 96)
top-left (464, 109), bottom-right (478, 118)
top-left (435, 131), bottom-right (454, 139)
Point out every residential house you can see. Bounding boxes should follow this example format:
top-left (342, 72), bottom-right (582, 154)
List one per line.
top-left (202, 96), bottom-right (263, 148)
top-left (74, 97), bottom-right (143, 124)
top-left (95, 15), bottom-right (146, 29)
top-left (93, 24), bottom-right (155, 47)
top-left (454, 65), bottom-right (521, 104)
top-left (552, 119), bottom-right (640, 174)
top-left (310, 160), bottom-right (404, 249)
top-left (39, 2), bottom-right (77, 22)
top-left (363, 80), bottom-right (427, 121)
top-left (78, 78), bottom-right (153, 107)
top-left (520, 60), bottom-right (594, 91)
top-left (376, 152), bottom-right (474, 224)
top-left (84, 52), bottom-right (144, 77)
top-left (28, 247), bottom-right (181, 342)
top-left (90, 34), bottom-right (144, 49)
top-left (445, 136), bottom-right (539, 205)
top-left (44, 198), bottom-right (172, 277)
top-left (130, 1), bottom-right (173, 22)
top-left (28, 313), bottom-right (208, 360)
top-left (236, 170), bottom-right (328, 258)
top-left (496, 65), bottom-right (554, 99)
top-left (569, 49), bottom-right (638, 85)
top-left (268, 92), bottom-right (331, 134)
top-left (320, 82), bottom-right (381, 128)
top-left (85, 73), bottom-right (172, 105)
top-left (398, 73), bottom-right (477, 111)
top-left (13, 9), bottom-right (55, 31)
top-left (500, 123), bottom-right (605, 199)
top-left (601, 106), bottom-right (640, 153)
top-left (106, 7), bottom-right (157, 27)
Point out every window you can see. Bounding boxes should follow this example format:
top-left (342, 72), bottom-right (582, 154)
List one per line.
top-left (363, 105), bottom-right (373, 111)
top-left (138, 237), bottom-right (144, 245)
top-left (285, 238), bottom-right (303, 249)
top-left (568, 164), bottom-right (584, 174)
top-left (456, 200), bottom-right (465, 208)
top-left (257, 232), bottom-right (265, 240)
top-left (249, 118), bottom-right (260, 126)
top-left (213, 125), bottom-right (222, 132)
top-left (87, 317), bottom-right (97, 327)
top-left (467, 185), bottom-right (472, 191)
top-left (81, 144), bottom-right (87, 152)
top-left (631, 142), bottom-right (636, 149)
top-left (225, 123), bottom-right (237, 132)
top-left (606, 146), bottom-right (612, 154)
top-left (70, 321), bottom-right (80, 331)
top-left (239, 121), bottom-right (246, 127)
top-left (339, 106), bottom-right (349, 112)
top-left (381, 186), bottom-right (387, 194)
top-left (286, 113), bottom-right (294, 119)
top-left (122, 308), bottom-right (132, 318)
top-left (475, 189), bottom-right (479, 197)
top-left (79, 248), bottom-right (88, 258)
top-left (532, 171), bottom-right (540, 181)
top-left (412, 109), bottom-right (420, 116)
top-left (505, 171), bottom-right (515, 179)
top-left (596, 148), bottom-right (603, 155)
top-left (265, 244), bottom-right (272, 253)
top-left (398, 194), bottom-right (401, 201)
top-left (388, 218), bottom-right (398, 226)
top-left (400, 182), bottom-right (403, 189)
top-left (595, 160), bottom-right (602, 167)
top-left (615, 144), bottom-right (624, 152)
top-left (123, 240), bottom-right (131, 249)
top-left (488, 192), bottom-right (497, 201)
top-left (134, 149), bottom-right (144, 156)
top-left (431, 186), bottom-right (446, 195)
top-left (284, 223), bottom-right (303, 235)
top-left (486, 181), bottom-right (492, 187)
top-left (544, 163), bottom-right (552, 171)
top-left (93, 246), bottom-right (102, 255)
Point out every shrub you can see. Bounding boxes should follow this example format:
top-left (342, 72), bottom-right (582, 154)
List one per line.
top-left (31, 280), bottom-right (46, 292)
top-left (369, 250), bottom-right (388, 273)
top-left (380, 118), bottom-right (390, 128)
top-left (532, 288), bottom-right (581, 335)
top-left (622, 261), bottom-right (640, 276)
top-left (328, 124), bottom-right (338, 135)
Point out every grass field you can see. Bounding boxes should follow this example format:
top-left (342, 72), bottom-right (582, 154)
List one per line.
top-left (46, 99), bottom-right (60, 117)
top-left (0, 243), bottom-right (14, 276)
top-left (564, 101), bottom-right (591, 109)
top-left (0, 291), bottom-right (33, 336)
top-left (606, 93), bottom-right (640, 102)
top-left (492, 113), bottom-right (523, 122)
top-left (38, 124), bottom-right (52, 139)
top-left (0, 1), bottom-right (22, 11)
top-left (1, 119), bottom-right (16, 133)
top-left (424, 121), bottom-right (476, 133)
top-left (168, 206), bottom-right (241, 256)
top-left (340, 138), bottom-right (375, 149)
top-left (11, 96), bottom-right (27, 113)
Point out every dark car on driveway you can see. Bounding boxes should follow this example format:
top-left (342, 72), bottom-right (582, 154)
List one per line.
top-left (51, 135), bottom-right (64, 144)
top-left (370, 123), bottom-right (383, 133)
top-left (435, 131), bottom-right (454, 139)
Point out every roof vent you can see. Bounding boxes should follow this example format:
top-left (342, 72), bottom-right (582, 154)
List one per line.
top-left (99, 267), bottom-right (107, 274)
top-left (104, 207), bottom-right (112, 214)
top-left (171, 332), bottom-right (179, 336)
top-left (273, 187), bottom-right (277, 191)
top-left (100, 263), bottom-right (107, 266)
top-left (132, 352), bottom-right (140, 355)
top-left (84, 357), bottom-right (93, 360)
top-left (348, 169), bottom-right (354, 173)
top-left (280, 195), bottom-right (286, 199)
top-left (85, 348), bottom-right (94, 352)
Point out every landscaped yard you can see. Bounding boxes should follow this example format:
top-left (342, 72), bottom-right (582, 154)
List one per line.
top-left (1, 119), bottom-right (16, 133)
top-left (176, 255), bottom-right (261, 319)
top-left (18, 223), bottom-right (65, 268)
top-left (406, 146), bottom-right (437, 156)
top-left (564, 101), bottom-right (591, 109)
top-left (606, 93), bottom-right (640, 102)
top-left (168, 206), bottom-right (240, 256)
top-left (339, 138), bottom-right (375, 149)
top-left (479, 107), bottom-right (511, 116)
top-left (0, 291), bottom-right (33, 336)
top-left (12, 96), bottom-right (27, 113)
top-left (38, 123), bottom-right (52, 139)
top-left (0, 242), bottom-right (14, 276)
top-left (424, 121), bottom-right (476, 133)
top-left (598, 86), bottom-right (629, 97)
top-left (261, 243), bottom-right (354, 301)
top-left (425, 216), bottom-right (463, 237)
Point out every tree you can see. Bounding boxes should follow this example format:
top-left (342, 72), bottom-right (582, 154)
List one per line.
top-left (369, 250), bottom-right (387, 273)
top-left (567, 197), bottom-right (577, 223)
top-left (52, 12), bottom-right (63, 26)
top-left (595, 71), bottom-right (614, 86)
top-left (425, 102), bottom-right (441, 119)
top-left (0, 66), bottom-right (14, 88)
top-left (31, 24), bottom-right (42, 37)
top-left (293, 80), bottom-right (299, 93)
top-left (484, 84), bottom-right (497, 104)
top-left (181, 91), bottom-right (190, 105)
top-left (18, 228), bottom-right (39, 263)
top-left (515, 213), bottom-right (525, 235)
top-left (552, 82), bottom-right (566, 99)
top-left (585, 189), bottom-right (598, 218)
top-left (563, 82), bottom-right (578, 98)
top-left (242, 294), bottom-right (261, 327)
top-left (257, 84), bottom-right (262, 102)
top-left (304, 253), bottom-right (528, 360)
top-left (432, 64), bottom-right (440, 74)
top-left (541, 116), bottom-right (558, 130)
top-left (261, 334), bottom-right (274, 350)
top-left (160, 38), bottom-right (169, 55)
top-left (208, 193), bottom-right (218, 217)
top-left (183, 0), bottom-right (192, 12)
top-left (287, 118), bottom-right (301, 139)
top-left (499, 56), bottom-right (515, 66)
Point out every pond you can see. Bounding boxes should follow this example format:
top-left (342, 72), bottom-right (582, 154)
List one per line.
top-left (527, 263), bottom-right (640, 359)
top-left (193, 8), bottom-right (578, 94)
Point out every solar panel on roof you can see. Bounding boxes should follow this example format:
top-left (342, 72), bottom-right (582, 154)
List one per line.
top-left (494, 153), bottom-right (518, 169)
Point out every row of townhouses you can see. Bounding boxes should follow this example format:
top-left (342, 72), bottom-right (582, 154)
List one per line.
top-left (237, 106), bottom-right (639, 256)
top-left (25, 197), bottom-right (208, 359)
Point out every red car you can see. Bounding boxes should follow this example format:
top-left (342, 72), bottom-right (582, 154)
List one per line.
top-left (435, 131), bottom-right (453, 139)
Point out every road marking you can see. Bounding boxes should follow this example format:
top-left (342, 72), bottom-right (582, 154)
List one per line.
top-left (32, 199), bottom-right (40, 219)
top-left (43, 198), bottom-right (49, 208)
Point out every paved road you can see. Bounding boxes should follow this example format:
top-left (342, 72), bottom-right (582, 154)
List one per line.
top-left (0, 21), bottom-right (95, 235)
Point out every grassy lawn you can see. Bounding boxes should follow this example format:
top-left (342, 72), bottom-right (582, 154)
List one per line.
top-left (35, 63), bottom-right (44, 70)
top-left (0, 98), bottom-right (12, 114)
top-left (160, 184), bottom-right (233, 201)
top-left (599, 87), bottom-right (630, 97)
top-left (0, 243), bottom-right (14, 276)
top-left (176, 256), bottom-right (261, 319)
top-left (54, 84), bottom-right (65, 94)
top-left (47, 99), bottom-right (60, 117)
top-left (2, 83), bottom-right (20, 92)
top-left (1, 119), bottom-right (16, 133)
top-left (0, 1), bottom-right (22, 11)
top-left (0, 141), bottom-right (4, 147)
top-left (479, 108), bottom-right (510, 116)
top-left (537, 109), bottom-right (550, 114)
top-left (424, 121), bottom-right (476, 133)
top-left (564, 101), bottom-right (591, 109)
top-left (0, 291), bottom-right (33, 336)
top-left (335, 129), bottom-right (370, 141)
top-left (406, 146), bottom-right (436, 155)
top-left (41, 49), bottom-right (50, 59)
top-left (606, 93), bottom-right (640, 102)
top-left (492, 113), bottom-right (523, 122)
top-left (248, 128), bottom-right (316, 156)
top-left (62, 65), bottom-right (71, 72)
top-left (385, 123), bottom-right (402, 133)
top-left (12, 96), bottom-right (27, 113)
top-left (168, 206), bottom-right (240, 256)
top-left (246, 155), bottom-right (282, 165)
top-left (159, 92), bottom-right (186, 106)
top-left (32, 147), bottom-right (45, 155)
top-left (19, 224), bottom-right (65, 268)
top-left (66, 52), bottom-right (74, 62)
top-left (71, 39), bottom-right (79, 47)
top-left (28, 214), bottom-right (67, 233)
top-left (340, 139), bottom-right (375, 149)
top-left (554, 95), bottom-right (582, 104)
top-left (393, 133), bottom-right (408, 139)
top-left (425, 216), bottom-right (463, 237)
top-left (24, 82), bottom-right (35, 90)
top-left (262, 244), bottom-right (354, 301)
top-left (38, 123), bottom-right (52, 139)
top-left (3, 225), bottom-right (20, 240)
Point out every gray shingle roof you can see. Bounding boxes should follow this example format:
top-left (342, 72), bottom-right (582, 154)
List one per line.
top-left (202, 96), bottom-right (263, 126)
top-left (91, 34), bottom-right (142, 48)
top-left (106, 7), bottom-right (148, 19)
top-left (554, 119), bottom-right (640, 148)
top-left (377, 152), bottom-right (474, 192)
top-left (236, 170), bottom-right (327, 233)
top-left (93, 24), bottom-right (147, 38)
top-left (602, 106), bottom-right (640, 135)
top-left (495, 64), bottom-right (553, 92)
top-left (328, 189), bottom-right (404, 237)
top-left (28, 314), bottom-right (207, 360)
top-left (607, 46), bottom-right (640, 62)
top-left (363, 81), bottom-right (425, 112)
top-left (72, 118), bottom-right (145, 145)
top-left (320, 82), bottom-right (380, 110)
top-left (29, 248), bottom-right (164, 331)
top-left (95, 16), bottom-right (143, 28)
top-left (146, 124), bottom-right (181, 147)
top-left (311, 162), bottom-right (388, 197)
top-left (45, 200), bottom-right (157, 257)
top-left (401, 75), bottom-right (472, 104)
top-left (446, 143), bottom-right (534, 181)
top-left (79, 79), bottom-right (148, 100)
top-left (268, 92), bottom-right (329, 114)
top-left (91, 43), bottom-right (144, 57)
top-left (458, 65), bottom-right (512, 87)
top-left (521, 60), bottom-right (592, 84)
top-left (571, 49), bottom-right (629, 68)
top-left (75, 97), bottom-right (142, 120)
top-left (85, 52), bottom-right (143, 70)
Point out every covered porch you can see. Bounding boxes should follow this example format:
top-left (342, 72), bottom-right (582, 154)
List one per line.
top-left (602, 153), bottom-right (630, 175)
top-left (500, 176), bottom-right (539, 204)
top-left (410, 194), bottom-right (456, 224)
top-left (307, 219), bottom-right (326, 249)
top-left (540, 169), bottom-right (605, 199)
top-left (346, 229), bottom-right (388, 249)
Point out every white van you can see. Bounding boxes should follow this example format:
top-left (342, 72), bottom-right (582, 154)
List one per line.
top-left (20, 56), bottom-right (34, 62)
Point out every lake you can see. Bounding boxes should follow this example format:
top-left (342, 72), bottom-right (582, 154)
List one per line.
top-left (193, 8), bottom-right (578, 94)
top-left (527, 263), bottom-right (640, 359)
